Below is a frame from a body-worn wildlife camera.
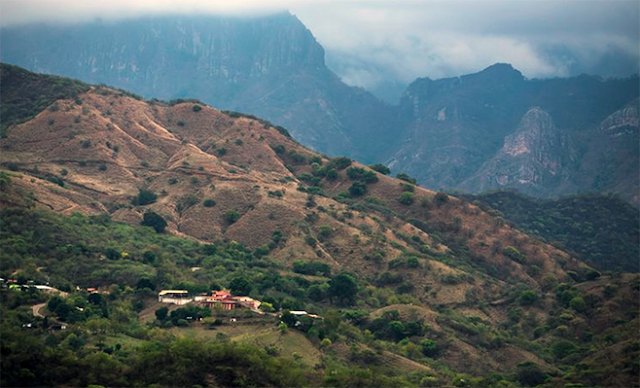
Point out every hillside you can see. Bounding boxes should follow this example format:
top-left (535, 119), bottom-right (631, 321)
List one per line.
top-left (0, 13), bottom-right (399, 162)
top-left (1, 66), bottom-right (638, 388)
top-left (462, 191), bottom-right (640, 273)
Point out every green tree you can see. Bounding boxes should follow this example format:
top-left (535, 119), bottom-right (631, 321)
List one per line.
top-left (349, 181), bottom-right (367, 197)
top-left (155, 306), bottom-right (169, 321)
top-left (142, 211), bottom-right (167, 233)
top-left (228, 274), bottom-right (251, 295)
top-left (135, 188), bottom-right (158, 206)
top-left (329, 272), bottom-right (358, 305)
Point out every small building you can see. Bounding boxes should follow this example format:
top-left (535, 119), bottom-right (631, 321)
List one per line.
top-left (158, 290), bottom-right (192, 305)
top-left (234, 296), bottom-right (261, 310)
top-left (195, 293), bottom-right (237, 311)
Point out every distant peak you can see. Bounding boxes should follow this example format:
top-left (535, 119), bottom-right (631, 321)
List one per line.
top-left (481, 63), bottom-right (522, 76)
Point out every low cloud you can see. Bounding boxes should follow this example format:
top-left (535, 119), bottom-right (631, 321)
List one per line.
top-left (1, 0), bottom-right (638, 94)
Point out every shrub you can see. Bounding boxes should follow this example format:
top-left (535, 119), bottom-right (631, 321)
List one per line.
top-left (225, 210), bottom-right (240, 224)
top-left (217, 148), bottom-right (227, 156)
top-left (272, 144), bottom-right (286, 155)
top-left (347, 167), bottom-right (378, 183)
top-left (398, 192), bottom-right (415, 205)
top-left (519, 290), bottom-right (537, 306)
top-left (60, 169), bottom-right (69, 176)
top-left (434, 192), bottom-right (449, 205)
top-left (203, 198), bottom-right (216, 207)
top-left (328, 156), bottom-right (352, 170)
top-left (98, 163), bottom-right (107, 172)
top-left (369, 164), bottom-right (390, 175)
top-left (192, 105), bottom-right (202, 112)
top-left (293, 261), bottom-right (331, 277)
top-left (142, 211), bottom-right (167, 233)
top-left (80, 139), bottom-right (92, 148)
top-left (400, 182), bottom-right (414, 192)
top-left (396, 173), bottom-right (417, 184)
top-left (349, 181), bottom-right (367, 197)
top-left (135, 188), bottom-right (157, 206)
top-left (234, 139), bottom-right (244, 146)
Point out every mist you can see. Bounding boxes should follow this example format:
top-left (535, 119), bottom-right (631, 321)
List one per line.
top-left (1, 0), bottom-right (638, 102)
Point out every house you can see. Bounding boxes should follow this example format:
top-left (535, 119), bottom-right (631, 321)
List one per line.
top-left (234, 296), bottom-right (261, 310)
top-left (158, 290), bottom-right (192, 305)
top-left (195, 291), bottom-right (236, 311)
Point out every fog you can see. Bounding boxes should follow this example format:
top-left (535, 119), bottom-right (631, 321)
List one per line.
top-left (1, 0), bottom-right (638, 100)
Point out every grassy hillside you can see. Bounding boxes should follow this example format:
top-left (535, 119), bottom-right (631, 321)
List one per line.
top-left (463, 191), bottom-right (639, 272)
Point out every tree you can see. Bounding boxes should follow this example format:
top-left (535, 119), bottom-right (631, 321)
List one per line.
top-left (517, 362), bottom-right (546, 386)
top-left (142, 211), bottom-right (167, 233)
top-left (420, 339), bottom-right (438, 357)
top-left (329, 272), bottom-right (358, 305)
top-left (349, 181), bottom-right (367, 197)
top-left (228, 274), bottom-right (251, 295)
top-left (133, 188), bottom-right (158, 206)
top-left (155, 307), bottom-right (169, 321)
top-left (280, 310), bottom-right (297, 327)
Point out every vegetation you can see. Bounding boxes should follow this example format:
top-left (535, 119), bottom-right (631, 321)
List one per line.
top-left (464, 191), bottom-right (640, 271)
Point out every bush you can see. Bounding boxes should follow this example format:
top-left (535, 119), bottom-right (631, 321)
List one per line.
top-left (349, 181), bottom-right (367, 197)
top-left (293, 261), bottom-right (331, 277)
top-left (519, 290), bottom-right (537, 306)
top-left (396, 173), bottom-right (417, 184)
top-left (135, 188), bottom-right (157, 206)
top-left (434, 192), bottom-right (449, 205)
top-left (203, 198), bottom-right (216, 207)
top-left (192, 105), bottom-right (202, 112)
top-left (369, 164), bottom-right (390, 175)
top-left (398, 192), bottom-right (415, 205)
top-left (217, 148), bottom-right (227, 156)
top-left (272, 144), bottom-right (286, 155)
top-left (225, 210), bottom-right (240, 224)
top-left (142, 211), bottom-right (167, 233)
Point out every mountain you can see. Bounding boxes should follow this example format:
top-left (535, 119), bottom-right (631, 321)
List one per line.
top-left (390, 64), bottom-right (639, 203)
top-left (0, 13), bottom-right (398, 162)
top-left (2, 17), bottom-right (638, 204)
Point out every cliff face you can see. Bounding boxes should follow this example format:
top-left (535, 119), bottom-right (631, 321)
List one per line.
top-left (458, 108), bottom-right (569, 195)
top-left (0, 13), bottom-right (397, 161)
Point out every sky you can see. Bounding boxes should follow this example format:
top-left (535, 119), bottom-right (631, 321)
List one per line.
top-left (1, 0), bottom-right (638, 101)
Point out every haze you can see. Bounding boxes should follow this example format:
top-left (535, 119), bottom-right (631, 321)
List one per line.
top-left (1, 0), bottom-right (638, 101)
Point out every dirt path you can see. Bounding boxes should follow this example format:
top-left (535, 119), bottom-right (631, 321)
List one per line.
top-left (32, 303), bottom-right (46, 318)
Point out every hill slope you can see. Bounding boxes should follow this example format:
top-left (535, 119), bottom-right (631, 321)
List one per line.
top-left (462, 191), bottom-right (640, 272)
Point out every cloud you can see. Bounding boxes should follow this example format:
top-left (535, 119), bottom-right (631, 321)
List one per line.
top-left (1, 0), bottom-right (638, 95)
